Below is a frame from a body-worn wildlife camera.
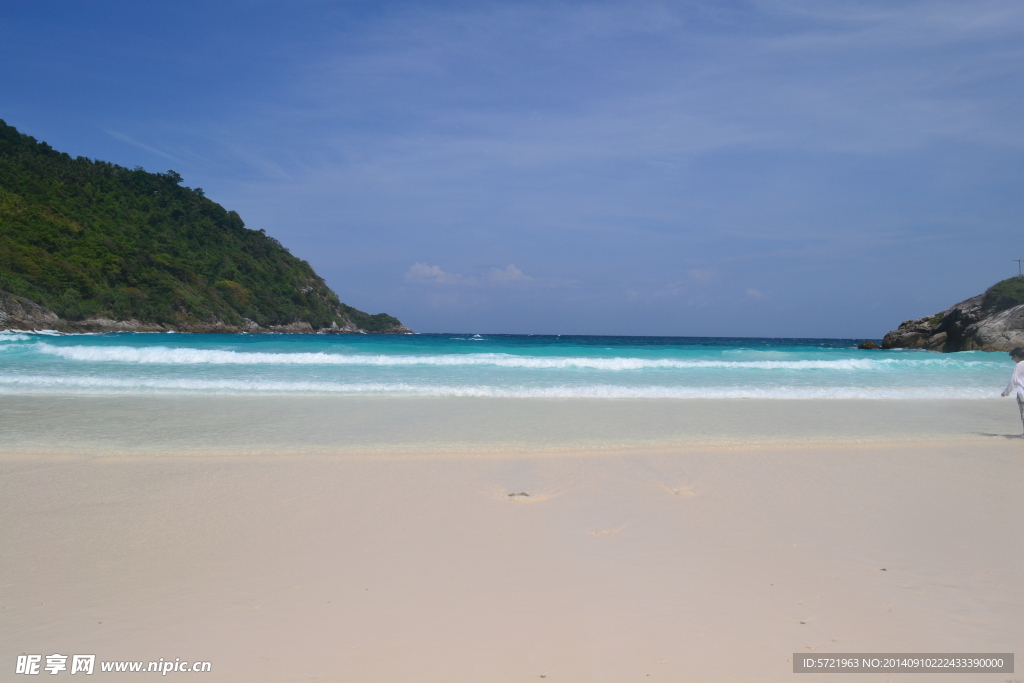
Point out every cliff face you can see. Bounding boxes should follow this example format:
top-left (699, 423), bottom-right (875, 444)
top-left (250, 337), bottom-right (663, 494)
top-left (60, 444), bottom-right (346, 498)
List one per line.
top-left (0, 289), bottom-right (411, 334)
top-left (882, 283), bottom-right (1024, 352)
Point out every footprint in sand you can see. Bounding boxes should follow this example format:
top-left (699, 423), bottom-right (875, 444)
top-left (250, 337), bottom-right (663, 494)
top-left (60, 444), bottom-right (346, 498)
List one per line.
top-left (489, 486), bottom-right (561, 503)
top-left (655, 483), bottom-right (695, 497)
top-left (504, 491), bottom-right (546, 503)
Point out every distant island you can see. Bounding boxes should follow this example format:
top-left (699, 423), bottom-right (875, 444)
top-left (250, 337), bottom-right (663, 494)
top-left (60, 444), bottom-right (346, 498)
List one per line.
top-left (883, 276), bottom-right (1024, 352)
top-left (0, 119), bottom-right (409, 334)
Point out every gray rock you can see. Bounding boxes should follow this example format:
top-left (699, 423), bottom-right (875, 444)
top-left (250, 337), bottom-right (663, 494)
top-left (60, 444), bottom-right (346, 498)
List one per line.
top-left (882, 293), bottom-right (1024, 352)
top-left (963, 305), bottom-right (1024, 351)
top-left (0, 290), bottom-right (61, 330)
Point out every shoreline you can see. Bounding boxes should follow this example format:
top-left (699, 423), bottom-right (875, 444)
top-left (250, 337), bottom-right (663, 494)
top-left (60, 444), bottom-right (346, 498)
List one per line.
top-left (1, 395), bottom-right (1021, 457)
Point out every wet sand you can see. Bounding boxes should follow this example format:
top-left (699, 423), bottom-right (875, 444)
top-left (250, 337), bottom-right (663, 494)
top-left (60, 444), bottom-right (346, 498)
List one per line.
top-left (0, 395), bottom-right (1021, 455)
top-left (1, 396), bottom-right (1022, 681)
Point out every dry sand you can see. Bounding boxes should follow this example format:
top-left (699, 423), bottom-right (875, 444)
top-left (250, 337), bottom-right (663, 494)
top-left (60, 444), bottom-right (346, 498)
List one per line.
top-left (2, 396), bottom-right (1023, 681)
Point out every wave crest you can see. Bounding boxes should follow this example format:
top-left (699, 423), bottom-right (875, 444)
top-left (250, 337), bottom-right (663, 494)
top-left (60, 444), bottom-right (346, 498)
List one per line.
top-left (33, 344), bottom-right (997, 371)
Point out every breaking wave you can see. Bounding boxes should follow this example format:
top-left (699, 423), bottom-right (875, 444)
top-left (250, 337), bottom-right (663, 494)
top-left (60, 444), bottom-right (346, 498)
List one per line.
top-left (31, 344), bottom-right (999, 371)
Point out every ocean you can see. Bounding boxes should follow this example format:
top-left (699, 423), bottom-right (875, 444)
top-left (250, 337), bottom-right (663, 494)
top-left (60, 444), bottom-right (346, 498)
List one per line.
top-left (0, 331), bottom-right (1014, 399)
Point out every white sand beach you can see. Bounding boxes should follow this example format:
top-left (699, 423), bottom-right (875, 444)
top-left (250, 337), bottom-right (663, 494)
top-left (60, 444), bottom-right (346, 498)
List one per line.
top-left (2, 397), bottom-right (1022, 681)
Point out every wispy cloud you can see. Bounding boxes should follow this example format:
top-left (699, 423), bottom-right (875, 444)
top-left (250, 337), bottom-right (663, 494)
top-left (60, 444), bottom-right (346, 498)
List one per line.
top-left (688, 268), bottom-right (718, 283)
top-left (406, 262), bottom-right (536, 287)
top-left (405, 263), bottom-right (476, 285)
top-left (488, 264), bottom-right (532, 284)
top-left (104, 130), bottom-right (185, 165)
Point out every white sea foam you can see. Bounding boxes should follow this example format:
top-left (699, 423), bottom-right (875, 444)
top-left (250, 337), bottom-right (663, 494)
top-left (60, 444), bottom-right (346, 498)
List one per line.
top-left (31, 344), bottom-right (1002, 371)
top-left (0, 374), bottom-right (1000, 399)
top-left (0, 333), bottom-right (30, 342)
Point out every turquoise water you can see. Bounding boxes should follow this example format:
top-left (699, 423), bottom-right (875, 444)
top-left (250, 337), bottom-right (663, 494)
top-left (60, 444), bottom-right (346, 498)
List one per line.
top-left (0, 331), bottom-right (1014, 398)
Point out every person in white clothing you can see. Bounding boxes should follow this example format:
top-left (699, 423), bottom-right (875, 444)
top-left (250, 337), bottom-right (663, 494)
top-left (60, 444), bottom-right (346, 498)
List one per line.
top-left (1001, 347), bottom-right (1024, 435)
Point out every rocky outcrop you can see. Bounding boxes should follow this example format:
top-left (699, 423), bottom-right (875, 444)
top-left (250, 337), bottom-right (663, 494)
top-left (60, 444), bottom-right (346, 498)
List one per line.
top-left (882, 293), bottom-right (1024, 352)
top-left (0, 290), bottom-right (62, 329)
top-left (0, 290), bottom-right (412, 335)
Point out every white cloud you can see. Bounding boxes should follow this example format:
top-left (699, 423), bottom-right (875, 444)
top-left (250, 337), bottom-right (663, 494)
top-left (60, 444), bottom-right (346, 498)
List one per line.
top-left (747, 288), bottom-right (766, 300)
top-left (488, 263), bottom-right (533, 284)
top-left (406, 262), bottom-right (536, 286)
top-left (688, 268), bottom-right (718, 283)
top-left (405, 263), bottom-right (476, 285)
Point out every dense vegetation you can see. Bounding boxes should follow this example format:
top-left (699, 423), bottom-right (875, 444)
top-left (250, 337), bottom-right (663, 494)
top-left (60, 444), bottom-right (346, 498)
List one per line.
top-left (983, 275), bottom-right (1024, 314)
top-left (0, 119), bottom-right (403, 331)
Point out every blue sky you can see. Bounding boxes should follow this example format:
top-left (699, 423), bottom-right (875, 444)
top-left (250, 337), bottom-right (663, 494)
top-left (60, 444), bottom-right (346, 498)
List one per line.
top-left (2, 0), bottom-right (1022, 336)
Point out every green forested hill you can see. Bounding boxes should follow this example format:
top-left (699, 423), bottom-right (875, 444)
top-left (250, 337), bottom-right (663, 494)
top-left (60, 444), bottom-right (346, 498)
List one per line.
top-left (0, 120), bottom-right (406, 332)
